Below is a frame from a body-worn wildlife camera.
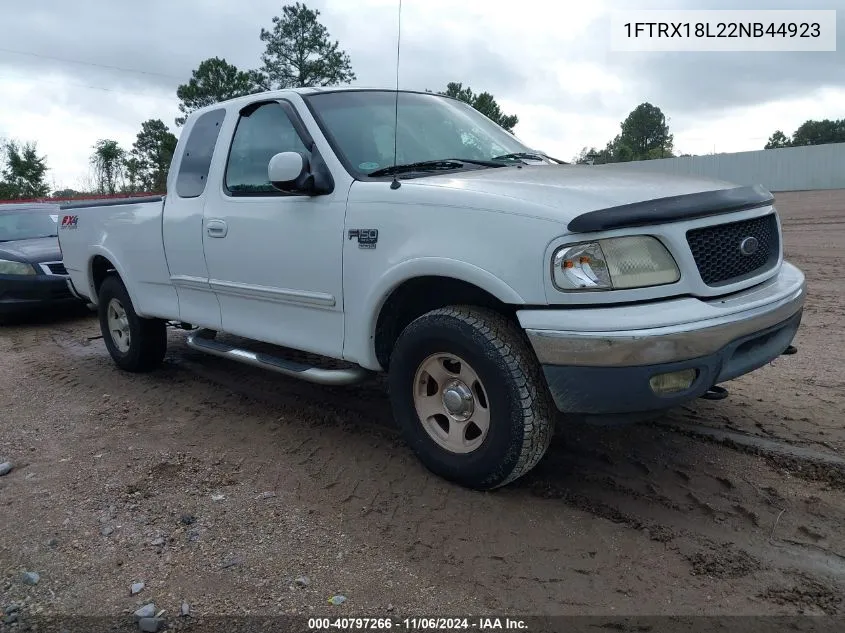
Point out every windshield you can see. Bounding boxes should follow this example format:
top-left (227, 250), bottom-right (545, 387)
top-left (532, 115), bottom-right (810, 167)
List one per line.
top-left (0, 212), bottom-right (59, 242)
top-left (303, 90), bottom-right (538, 177)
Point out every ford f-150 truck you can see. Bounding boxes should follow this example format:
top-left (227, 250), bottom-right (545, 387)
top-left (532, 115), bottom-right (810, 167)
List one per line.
top-left (57, 87), bottom-right (806, 490)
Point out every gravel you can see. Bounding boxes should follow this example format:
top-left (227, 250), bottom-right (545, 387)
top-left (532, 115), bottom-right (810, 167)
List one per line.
top-left (138, 617), bottom-right (165, 632)
top-left (134, 604), bottom-right (157, 621)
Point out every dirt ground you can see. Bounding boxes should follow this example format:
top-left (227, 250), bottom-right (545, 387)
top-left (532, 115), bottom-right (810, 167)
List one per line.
top-left (1, 189), bottom-right (844, 624)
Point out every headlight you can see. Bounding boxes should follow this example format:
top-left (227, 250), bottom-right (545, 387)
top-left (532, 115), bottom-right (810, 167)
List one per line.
top-left (552, 236), bottom-right (679, 291)
top-left (0, 259), bottom-right (37, 276)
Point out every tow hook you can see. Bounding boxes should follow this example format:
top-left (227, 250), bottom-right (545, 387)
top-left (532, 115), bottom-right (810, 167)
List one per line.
top-left (700, 345), bottom-right (796, 402)
top-left (700, 385), bottom-right (729, 401)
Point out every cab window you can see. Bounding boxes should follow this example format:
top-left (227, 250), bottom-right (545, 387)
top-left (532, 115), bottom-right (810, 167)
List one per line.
top-left (225, 102), bottom-right (308, 195)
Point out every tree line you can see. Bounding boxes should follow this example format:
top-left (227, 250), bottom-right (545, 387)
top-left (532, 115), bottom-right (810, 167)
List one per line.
top-left (573, 106), bottom-right (845, 164)
top-left (765, 118), bottom-right (845, 149)
top-left (0, 2), bottom-right (523, 201)
top-left (572, 102), bottom-right (675, 165)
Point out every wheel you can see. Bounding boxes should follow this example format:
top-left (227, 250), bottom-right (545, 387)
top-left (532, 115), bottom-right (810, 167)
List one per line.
top-left (98, 275), bottom-right (167, 372)
top-left (387, 305), bottom-right (555, 490)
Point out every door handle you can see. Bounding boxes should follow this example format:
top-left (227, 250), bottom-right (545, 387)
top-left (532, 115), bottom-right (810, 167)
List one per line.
top-left (206, 219), bottom-right (228, 238)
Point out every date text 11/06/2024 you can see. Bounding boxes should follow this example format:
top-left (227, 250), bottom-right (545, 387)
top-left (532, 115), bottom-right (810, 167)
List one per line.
top-left (307, 617), bottom-right (529, 630)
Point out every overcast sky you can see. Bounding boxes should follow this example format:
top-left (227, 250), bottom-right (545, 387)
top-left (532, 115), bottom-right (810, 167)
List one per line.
top-left (1, 0), bottom-right (843, 190)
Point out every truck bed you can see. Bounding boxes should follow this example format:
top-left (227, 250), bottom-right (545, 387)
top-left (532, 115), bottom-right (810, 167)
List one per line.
top-left (57, 196), bottom-right (179, 320)
top-left (59, 195), bottom-right (165, 210)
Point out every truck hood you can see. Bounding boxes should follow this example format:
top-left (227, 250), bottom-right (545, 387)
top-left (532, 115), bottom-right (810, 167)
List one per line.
top-left (0, 236), bottom-right (62, 263)
top-left (410, 163), bottom-right (759, 228)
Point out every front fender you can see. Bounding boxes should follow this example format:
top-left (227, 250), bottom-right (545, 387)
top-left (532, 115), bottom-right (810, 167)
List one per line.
top-left (348, 257), bottom-right (527, 370)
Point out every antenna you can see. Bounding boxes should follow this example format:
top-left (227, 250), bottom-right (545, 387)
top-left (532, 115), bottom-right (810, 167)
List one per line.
top-left (390, 0), bottom-right (403, 190)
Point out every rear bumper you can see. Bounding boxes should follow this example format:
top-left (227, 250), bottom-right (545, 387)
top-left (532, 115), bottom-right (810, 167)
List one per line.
top-left (0, 274), bottom-right (83, 315)
top-left (519, 261), bottom-right (806, 414)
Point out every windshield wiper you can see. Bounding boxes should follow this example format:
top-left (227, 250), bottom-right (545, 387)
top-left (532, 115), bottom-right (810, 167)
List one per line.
top-left (491, 152), bottom-right (568, 165)
top-left (367, 158), bottom-right (505, 178)
top-left (491, 152), bottom-right (548, 163)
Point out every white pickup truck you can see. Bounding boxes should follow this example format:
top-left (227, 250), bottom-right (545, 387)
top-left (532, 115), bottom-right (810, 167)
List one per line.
top-left (58, 87), bottom-right (806, 490)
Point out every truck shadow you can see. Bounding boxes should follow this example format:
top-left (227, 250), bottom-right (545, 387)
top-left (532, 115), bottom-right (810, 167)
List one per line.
top-left (165, 331), bottom-right (790, 528)
top-left (167, 342), bottom-right (845, 586)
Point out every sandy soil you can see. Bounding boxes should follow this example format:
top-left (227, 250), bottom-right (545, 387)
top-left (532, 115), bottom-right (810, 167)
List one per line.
top-left (1, 189), bottom-right (844, 625)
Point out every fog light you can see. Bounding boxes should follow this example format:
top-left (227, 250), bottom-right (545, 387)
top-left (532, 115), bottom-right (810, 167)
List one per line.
top-left (649, 369), bottom-right (697, 395)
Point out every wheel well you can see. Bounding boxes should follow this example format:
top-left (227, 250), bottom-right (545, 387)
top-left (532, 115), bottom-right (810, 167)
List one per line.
top-left (91, 255), bottom-right (118, 298)
top-left (374, 276), bottom-right (517, 369)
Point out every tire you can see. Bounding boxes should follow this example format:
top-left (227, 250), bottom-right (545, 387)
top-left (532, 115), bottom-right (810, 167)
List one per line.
top-left (387, 305), bottom-right (555, 490)
top-left (97, 275), bottom-right (167, 372)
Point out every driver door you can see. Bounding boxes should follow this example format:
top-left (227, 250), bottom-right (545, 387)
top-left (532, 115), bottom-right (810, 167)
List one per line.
top-left (201, 99), bottom-right (347, 359)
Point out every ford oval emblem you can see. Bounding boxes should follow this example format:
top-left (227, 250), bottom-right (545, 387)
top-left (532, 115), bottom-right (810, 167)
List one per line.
top-left (739, 236), bottom-right (759, 256)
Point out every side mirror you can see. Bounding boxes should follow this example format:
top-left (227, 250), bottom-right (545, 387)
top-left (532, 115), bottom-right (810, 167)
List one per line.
top-left (268, 151), bottom-right (307, 190)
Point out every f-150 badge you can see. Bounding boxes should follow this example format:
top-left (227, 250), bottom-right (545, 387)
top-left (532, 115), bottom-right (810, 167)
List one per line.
top-left (348, 229), bottom-right (378, 249)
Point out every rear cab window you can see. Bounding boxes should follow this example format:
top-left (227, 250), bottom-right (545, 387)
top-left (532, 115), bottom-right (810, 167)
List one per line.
top-left (175, 108), bottom-right (227, 199)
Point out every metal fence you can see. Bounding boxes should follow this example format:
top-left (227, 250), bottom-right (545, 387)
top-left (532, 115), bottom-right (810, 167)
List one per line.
top-left (595, 142), bottom-right (845, 192)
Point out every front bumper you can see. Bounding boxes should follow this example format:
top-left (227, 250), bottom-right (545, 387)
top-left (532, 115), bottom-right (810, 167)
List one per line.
top-left (0, 273), bottom-right (83, 315)
top-left (519, 261), bottom-right (806, 415)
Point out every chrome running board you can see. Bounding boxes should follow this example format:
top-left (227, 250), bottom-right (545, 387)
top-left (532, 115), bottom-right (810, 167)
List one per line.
top-left (185, 328), bottom-right (371, 386)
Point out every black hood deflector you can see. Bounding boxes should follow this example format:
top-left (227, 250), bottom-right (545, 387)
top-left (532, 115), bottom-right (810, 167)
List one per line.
top-left (567, 184), bottom-right (774, 233)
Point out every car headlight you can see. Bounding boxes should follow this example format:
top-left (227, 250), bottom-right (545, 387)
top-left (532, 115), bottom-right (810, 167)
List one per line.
top-left (0, 259), bottom-right (37, 276)
top-left (552, 236), bottom-right (679, 291)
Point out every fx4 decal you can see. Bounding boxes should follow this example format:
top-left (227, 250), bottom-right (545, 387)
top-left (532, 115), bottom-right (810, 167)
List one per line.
top-left (348, 229), bottom-right (378, 249)
top-left (60, 215), bottom-right (79, 229)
